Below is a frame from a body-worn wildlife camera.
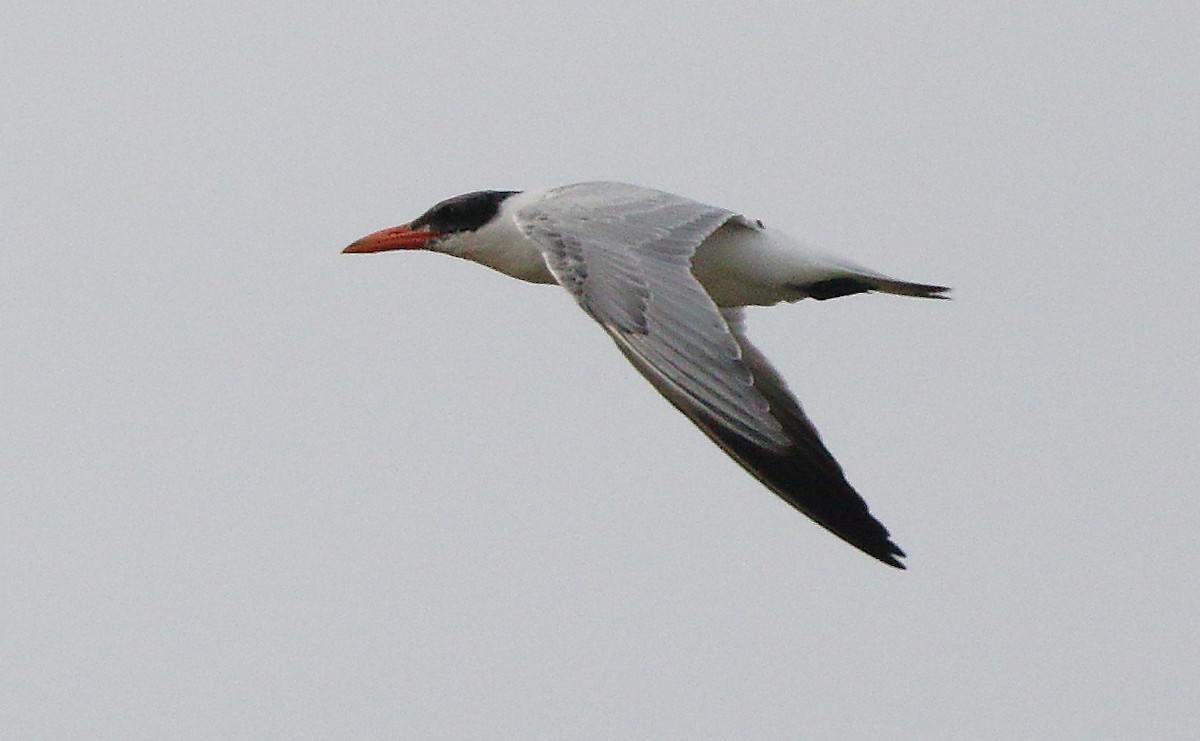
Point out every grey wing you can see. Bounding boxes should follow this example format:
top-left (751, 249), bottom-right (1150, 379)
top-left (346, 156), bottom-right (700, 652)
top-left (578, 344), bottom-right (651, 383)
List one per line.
top-left (719, 308), bottom-right (905, 567)
top-left (518, 182), bottom-right (788, 451)
top-left (517, 182), bottom-right (904, 567)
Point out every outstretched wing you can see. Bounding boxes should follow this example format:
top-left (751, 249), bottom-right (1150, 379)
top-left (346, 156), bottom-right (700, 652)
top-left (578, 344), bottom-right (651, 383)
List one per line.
top-left (516, 181), bottom-right (904, 567)
top-left (718, 308), bottom-right (904, 566)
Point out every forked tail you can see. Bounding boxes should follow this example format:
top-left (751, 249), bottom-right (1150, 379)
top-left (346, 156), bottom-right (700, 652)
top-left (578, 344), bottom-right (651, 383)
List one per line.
top-left (799, 275), bottom-right (950, 301)
top-left (869, 277), bottom-right (950, 299)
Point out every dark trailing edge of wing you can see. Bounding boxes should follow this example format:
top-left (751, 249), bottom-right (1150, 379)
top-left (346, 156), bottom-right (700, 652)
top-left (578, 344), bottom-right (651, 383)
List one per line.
top-left (607, 315), bottom-right (907, 569)
top-left (708, 419), bottom-right (906, 568)
top-left (726, 319), bottom-right (906, 568)
top-left (519, 182), bottom-right (909, 568)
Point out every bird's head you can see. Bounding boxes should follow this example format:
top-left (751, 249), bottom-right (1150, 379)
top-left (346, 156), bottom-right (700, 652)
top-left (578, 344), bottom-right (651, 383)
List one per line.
top-left (343, 190), bottom-right (520, 254)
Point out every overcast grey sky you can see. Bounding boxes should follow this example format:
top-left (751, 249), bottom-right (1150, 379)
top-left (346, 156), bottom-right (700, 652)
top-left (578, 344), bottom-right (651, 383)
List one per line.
top-left (3, 2), bottom-right (1197, 739)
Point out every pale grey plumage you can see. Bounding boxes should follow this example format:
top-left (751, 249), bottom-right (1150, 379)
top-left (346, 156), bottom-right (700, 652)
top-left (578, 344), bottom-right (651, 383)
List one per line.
top-left (345, 180), bottom-right (946, 568)
top-left (514, 182), bottom-right (908, 566)
top-left (518, 182), bottom-right (791, 452)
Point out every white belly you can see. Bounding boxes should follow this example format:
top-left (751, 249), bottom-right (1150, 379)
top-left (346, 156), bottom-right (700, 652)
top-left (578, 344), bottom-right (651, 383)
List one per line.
top-left (690, 223), bottom-right (846, 307)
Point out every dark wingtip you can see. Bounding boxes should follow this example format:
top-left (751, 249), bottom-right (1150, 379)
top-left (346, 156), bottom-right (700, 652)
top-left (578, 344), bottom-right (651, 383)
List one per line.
top-left (879, 549), bottom-right (907, 570)
top-left (860, 538), bottom-right (907, 569)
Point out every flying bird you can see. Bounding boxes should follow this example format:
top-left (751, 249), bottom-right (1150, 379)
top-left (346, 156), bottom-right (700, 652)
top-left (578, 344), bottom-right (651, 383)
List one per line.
top-left (344, 182), bottom-right (947, 568)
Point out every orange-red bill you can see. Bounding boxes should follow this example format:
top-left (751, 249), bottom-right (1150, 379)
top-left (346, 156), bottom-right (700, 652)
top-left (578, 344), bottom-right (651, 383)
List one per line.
top-left (343, 223), bottom-right (442, 253)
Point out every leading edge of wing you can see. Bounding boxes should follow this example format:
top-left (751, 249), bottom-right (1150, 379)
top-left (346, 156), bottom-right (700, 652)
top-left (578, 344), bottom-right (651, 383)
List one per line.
top-left (519, 183), bottom-right (793, 452)
top-left (520, 183), bottom-right (905, 567)
top-left (604, 317), bottom-right (905, 569)
top-left (719, 309), bottom-right (906, 568)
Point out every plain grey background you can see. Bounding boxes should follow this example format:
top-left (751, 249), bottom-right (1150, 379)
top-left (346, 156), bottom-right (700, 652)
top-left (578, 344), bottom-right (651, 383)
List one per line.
top-left (3, 3), bottom-right (1196, 739)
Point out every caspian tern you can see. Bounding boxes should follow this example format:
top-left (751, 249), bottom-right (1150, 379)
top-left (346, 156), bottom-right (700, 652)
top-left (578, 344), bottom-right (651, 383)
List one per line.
top-left (344, 182), bottom-right (947, 568)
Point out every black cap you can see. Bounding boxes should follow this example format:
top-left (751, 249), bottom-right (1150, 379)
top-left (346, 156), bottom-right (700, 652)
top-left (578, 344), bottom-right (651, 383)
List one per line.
top-left (411, 190), bottom-right (520, 233)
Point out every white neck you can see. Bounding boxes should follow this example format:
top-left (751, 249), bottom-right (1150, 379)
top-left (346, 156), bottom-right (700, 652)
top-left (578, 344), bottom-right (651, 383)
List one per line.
top-left (428, 189), bottom-right (557, 284)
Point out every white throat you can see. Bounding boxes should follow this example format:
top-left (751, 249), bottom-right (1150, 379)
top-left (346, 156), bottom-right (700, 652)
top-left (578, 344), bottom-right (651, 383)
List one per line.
top-left (428, 189), bottom-right (557, 284)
